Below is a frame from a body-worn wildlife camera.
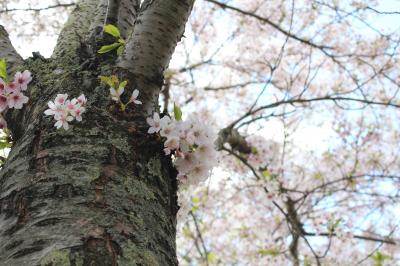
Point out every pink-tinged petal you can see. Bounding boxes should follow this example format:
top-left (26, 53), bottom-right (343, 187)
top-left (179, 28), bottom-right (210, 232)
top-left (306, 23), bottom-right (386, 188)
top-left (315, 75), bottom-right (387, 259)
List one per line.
top-left (146, 117), bottom-right (154, 126)
top-left (0, 95), bottom-right (8, 112)
top-left (153, 113), bottom-right (160, 121)
top-left (0, 117), bottom-right (7, 129)
top-left (148, 127), bottom-right (157, 134)
top-left (21, 94), bottom-right (29, 104)
top-left (55, 94), bottom-right (68, 105)
top-left (22, 70), bottom-right (32, 83)
top-left (44, 109), bottom-right (55, 116)
top-left (6, 82), bottom-right (19, 94)
top-left (77, 94), bottom-right (87, 105)
top-left (134, 100), bottom-right (142, 105)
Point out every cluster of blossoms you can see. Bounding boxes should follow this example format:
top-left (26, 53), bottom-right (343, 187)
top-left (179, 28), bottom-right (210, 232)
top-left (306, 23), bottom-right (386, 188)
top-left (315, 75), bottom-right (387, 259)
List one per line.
top-left (0, 70), bottom-right (32, 129)
top-left (147, 112), bottom-right (218, 187)
top-left (44, 94), bottom-right (87, 130)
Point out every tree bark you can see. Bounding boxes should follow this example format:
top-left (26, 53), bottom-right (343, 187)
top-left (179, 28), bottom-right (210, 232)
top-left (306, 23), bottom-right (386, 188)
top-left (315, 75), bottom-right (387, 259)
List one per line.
top-left (0, 0), bottom-right (195, 265)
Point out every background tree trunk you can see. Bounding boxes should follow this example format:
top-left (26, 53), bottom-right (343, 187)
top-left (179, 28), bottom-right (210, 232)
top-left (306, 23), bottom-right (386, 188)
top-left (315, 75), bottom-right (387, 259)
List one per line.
top-left (0, 0), bottom-right (194, 265)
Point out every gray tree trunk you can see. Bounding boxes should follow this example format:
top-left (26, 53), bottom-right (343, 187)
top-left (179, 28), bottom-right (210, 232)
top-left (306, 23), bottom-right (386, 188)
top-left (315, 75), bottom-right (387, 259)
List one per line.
top-left (0, 0), bottom-right (195, 265)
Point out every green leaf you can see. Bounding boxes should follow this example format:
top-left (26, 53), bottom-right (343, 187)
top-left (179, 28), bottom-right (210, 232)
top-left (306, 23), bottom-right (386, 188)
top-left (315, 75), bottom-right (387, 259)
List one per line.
top-left (0, 59), bottom-right (7, 80)
top-left (103, 24), bottom-right (121, 38)
top-left (98, 43), bottom-right (122, 54)
top-left (262, 170), bottom-right (271, 178)
top-left (173, 103), bottom-right (182, 121)
top-left (117, 45), bottom-right (124, 56)
top-left (328, 218), bottom-right (342, 232)
top-left (119, 80), bottom-right (128, 89)
top-left (207, 252), bottom-right (215, 263)
top-left (110, 75), bottom-right (119, 88)
top-left (372, 251), bottom-right (391, 266)
top-left (303, 256), bottom-right (311, 266)
top-left (192, 197), bottom-right (200, 204)
top-left (0, 141), bottom-right (11, 149)
top-left (257, 248), bottom-right (279, 257)
top-left (182, 226), bottom-right (191, 237)
top-left (313, 172), bottom-right (323, 180)
top-left (99, 75), bottom-right (114, 88)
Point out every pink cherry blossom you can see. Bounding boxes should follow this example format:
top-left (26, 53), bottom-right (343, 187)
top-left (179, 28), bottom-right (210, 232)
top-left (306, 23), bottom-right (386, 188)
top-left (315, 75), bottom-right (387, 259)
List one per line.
top-left (71, 106), bottom-right (85, 122)
top-left (77, 94), bottom-right (87, 105)
top-left (65, 99), bottom-right (78, 112)
top-left (55, 94), bottom-right (68, 105)
top-left (14, 70), bottom-right (32, 91)
top-left (147, 113), bottom-right (168, 133)
top-left (147, 112), bottom-right (217, 194)
top-left (44, 100), bottom-right (65, 118)
top-left (7, 91), bottom-right (29, 109)
top-left (54, 113), bottom-right (74, 130)
top-left (44, 93), bottom-right (87, 130)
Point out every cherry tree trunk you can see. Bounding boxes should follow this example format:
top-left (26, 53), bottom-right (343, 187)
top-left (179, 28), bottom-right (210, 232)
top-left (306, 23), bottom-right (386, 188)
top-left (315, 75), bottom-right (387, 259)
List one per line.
top-left (0, 0), bottom-right (194, 265)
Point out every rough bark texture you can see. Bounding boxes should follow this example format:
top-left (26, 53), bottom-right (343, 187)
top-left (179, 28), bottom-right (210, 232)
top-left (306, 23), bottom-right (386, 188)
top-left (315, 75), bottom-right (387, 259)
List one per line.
top-left (118, 0), bottom-right (195, 114)
top-left (0, 0), bottom-right (195, 265)
top-left (0, 25), bottom-right (23, 74)
top-left (117, 0), bottom-right (140, 39)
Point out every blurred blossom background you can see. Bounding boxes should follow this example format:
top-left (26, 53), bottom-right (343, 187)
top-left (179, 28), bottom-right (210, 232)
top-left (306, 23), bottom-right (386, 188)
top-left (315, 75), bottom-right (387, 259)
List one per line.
top-left (1, 0), bottom-right (400, 265)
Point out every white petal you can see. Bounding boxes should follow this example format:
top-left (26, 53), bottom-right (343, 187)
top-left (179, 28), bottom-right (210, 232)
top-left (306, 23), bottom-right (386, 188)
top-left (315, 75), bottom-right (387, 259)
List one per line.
top-left (54, 120), bottom-right (62, 128)
top-left (132, 89), bottom-right (139, 98)
top-left (63, 122), bottom-right (69, 130)
top-left (44, 109), bottom-right (54, 116)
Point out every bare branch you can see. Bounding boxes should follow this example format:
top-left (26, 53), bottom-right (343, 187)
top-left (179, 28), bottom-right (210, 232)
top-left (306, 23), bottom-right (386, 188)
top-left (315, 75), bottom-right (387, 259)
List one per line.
top-left (205, 0), bottom-right (331, 51)
top-left (304, 231), bottom-right (398, 245)
top-left (0, 3), bottom-right (75, 13)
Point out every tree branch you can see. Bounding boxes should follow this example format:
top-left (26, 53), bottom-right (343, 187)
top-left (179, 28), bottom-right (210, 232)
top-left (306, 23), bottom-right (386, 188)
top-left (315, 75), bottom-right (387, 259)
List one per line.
top-left (117, 0), bottom-right (140, 39)
top-left (304, 231), bottom-right (398, 245)
top-left (0, 3), bottom-right (75, 13)
top-left (205, 0), bottom-right (331, 50)
top-left (117, 0), bottom-right (195, 114)
top-left (52, 0), bottom-right (100, 60)
top-left (0, 25), bottom-right (23, 73)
